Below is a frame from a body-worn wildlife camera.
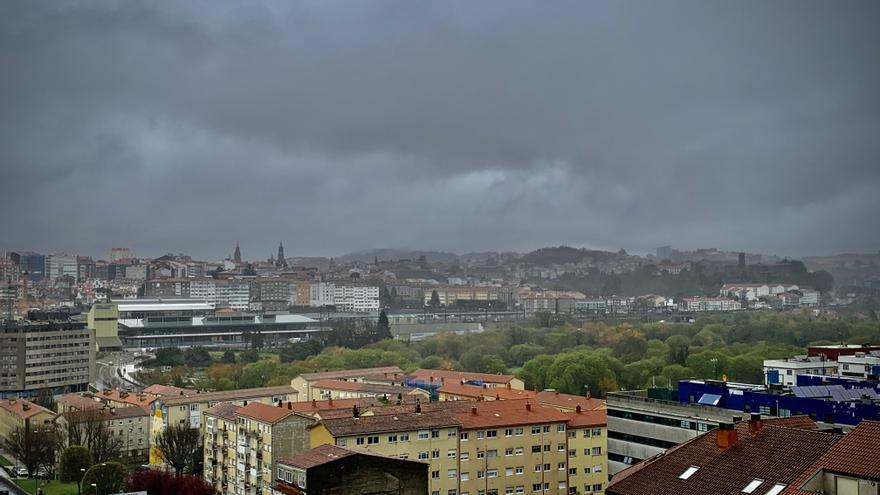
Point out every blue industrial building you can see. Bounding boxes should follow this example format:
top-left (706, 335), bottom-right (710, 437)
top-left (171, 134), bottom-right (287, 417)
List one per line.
top-left (677, 375), bottom-right (880, 426)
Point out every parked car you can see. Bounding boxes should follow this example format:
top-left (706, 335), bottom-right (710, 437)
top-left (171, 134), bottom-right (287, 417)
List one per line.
top-left (14, 466), bottom-right (28, 477)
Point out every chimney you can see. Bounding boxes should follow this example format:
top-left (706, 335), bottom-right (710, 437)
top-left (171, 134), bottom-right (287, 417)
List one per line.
top-left (352, 405), bottom-right (360, 418)
top-left (415, 402), bottom-right (422, 414)
top-left (277, 401), bottom-right (283, 408)
top-left (22, 403), bottom-right (30, 411)
top-left (312, 399), bottom-right (316, 407)
top-left (716, 422), bottom-right (738, 449)
top-left (748, 413), bottom-right (764, 434)
top-left (243, 400), bottom-right (248, 406)
top-left (585, 390), bottom-right (591, 400)
top-left (328, 397), bottom-right (333, 405)
top-left (576, 405), bottom-right (582, 414)
top-left (526, 402), bottom-right (531, 411)
top-left (495, 394), bottom-right (500, 400)
top-left (507, 383), bottom-right (511, 390)
top-left (470, 406), bottom-right (477, 415)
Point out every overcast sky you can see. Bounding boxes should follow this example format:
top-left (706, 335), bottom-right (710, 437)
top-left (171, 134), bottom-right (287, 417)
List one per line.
top-left (1, 1), bottom-right (878, 261)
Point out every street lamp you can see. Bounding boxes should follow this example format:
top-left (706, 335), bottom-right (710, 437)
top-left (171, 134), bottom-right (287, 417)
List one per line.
top-left (77, 467), bottom-right (86, 495)
top-left (90, 483), bottom-right (98, 495)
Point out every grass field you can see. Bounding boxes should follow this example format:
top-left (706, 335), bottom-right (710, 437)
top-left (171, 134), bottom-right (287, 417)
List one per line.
top-left (16, 479), bottom-right (79, 495)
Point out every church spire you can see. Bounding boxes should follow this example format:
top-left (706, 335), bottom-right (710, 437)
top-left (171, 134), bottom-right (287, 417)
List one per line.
top-left (233, 243), bottom-right (242, 264)
top-left (276, 241), bottom-right (287, 268)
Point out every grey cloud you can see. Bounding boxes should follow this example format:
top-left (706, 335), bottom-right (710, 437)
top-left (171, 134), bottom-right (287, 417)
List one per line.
top-left (1, 0), bottom-right (879, 259)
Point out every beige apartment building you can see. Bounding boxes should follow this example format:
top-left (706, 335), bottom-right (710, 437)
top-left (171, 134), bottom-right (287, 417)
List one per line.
top-left (204, 402), bottom-right (315, 495)
top-left (455, 400), bottom-right (572, 495)
top-left (57, 405), bottom-right (151, 462)
top-left (151, 385), bottom-right (298, 465)
top-left (291, 366), bottom-right (404, 401)
top-left (310, 407), bottom-right (462, 495)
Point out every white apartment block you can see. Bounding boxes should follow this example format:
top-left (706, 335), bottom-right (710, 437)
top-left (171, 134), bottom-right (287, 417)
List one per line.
top-left (838, 352), bottom-right (880, 379)
top-left (309, 282), bottom-right (336, 307)
top-left (215, 281), bottom-right (250, 310)
top-left (763, 356), bottom-right (838, 386)
top-left (333, 285), bottom-right (380, 313)
top-left (678, 297), bottom-right (740, 312)
top-left (190, 279), bottom-right (218, 304)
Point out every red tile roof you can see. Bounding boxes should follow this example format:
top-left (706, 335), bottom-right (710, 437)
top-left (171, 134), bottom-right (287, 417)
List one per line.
top-left (319, 410), bottom-right (461, 436)
top-left (143, 384), bottom-right (197, 396)
top-left (204, 402), bottom-right (241, 421)
top-left (565, 408), bottom-right (606, 428)
top-left (784, 420), bottom-right (880, 493)
top-left (411, 368), bottom-right (517, 385)
top-left (312, 379), bottom-right (422, 396)
top-left (536, 390), bottom-right (605, 411)
top-left (454, 399), bottom-right (570, 429)
top-left (300, 367), bottom-right (404, 381)
top-left (438, 382), bottom-right (537, 400)
top-left (607, 418), bottom-right (840, 495)
top-left (277, 444), bottom-right (357, 469)
top-left (237, 402), bottom-right (297, 424)
top-left (0, 398), bottom-right (55, 421)
top-left (57, 394), bottom-right (104, 412)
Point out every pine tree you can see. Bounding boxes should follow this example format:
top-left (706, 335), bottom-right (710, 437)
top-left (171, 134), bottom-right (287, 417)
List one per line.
top-left (376, 309), bottom-right (392, 341)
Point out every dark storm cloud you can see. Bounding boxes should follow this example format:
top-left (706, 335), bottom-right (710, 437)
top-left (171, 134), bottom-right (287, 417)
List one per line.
top-left (1, 0), bottom-right (878, 260)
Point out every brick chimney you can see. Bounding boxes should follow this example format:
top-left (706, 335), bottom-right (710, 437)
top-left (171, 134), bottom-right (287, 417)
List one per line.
top-left (471, 406), bottom-right (477, 415)
top-left (576, 405), bottom-right (582, 414)
top-left (277, 400), bottom-right (283, 408)
top-left (748, 414), bottom-right (764, 434)
top-left (526, 402), bottom-right (531, 411)
top-left (716, 422), bottom-right (738, 449)
top-left (287, 401), bottom-right (292, 410)
top-left (312, 399), bottom-right (316, 407)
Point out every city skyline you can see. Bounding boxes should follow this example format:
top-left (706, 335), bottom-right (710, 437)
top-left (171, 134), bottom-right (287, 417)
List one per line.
top-left (2, 1), bottom-right (879, 260)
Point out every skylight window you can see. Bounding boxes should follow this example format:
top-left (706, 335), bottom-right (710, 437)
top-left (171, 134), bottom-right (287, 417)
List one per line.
top-left (742, 479), bottom-right (765, 493)
top-left (764, 484), bottom-right (786, 495)
top-left (678, 466), bottom-right (700, 480)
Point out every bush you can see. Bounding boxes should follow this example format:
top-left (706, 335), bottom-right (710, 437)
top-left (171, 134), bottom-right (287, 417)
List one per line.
top-left (126, 469), bottom-right (217, 495)
top-left (82, 461), bottom-right (126, 495)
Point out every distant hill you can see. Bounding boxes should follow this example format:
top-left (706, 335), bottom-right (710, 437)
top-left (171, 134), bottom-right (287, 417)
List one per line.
top-left (338, 248), bottom-right (459, 264)
top-left (519, 246), bottom-right (617, 265)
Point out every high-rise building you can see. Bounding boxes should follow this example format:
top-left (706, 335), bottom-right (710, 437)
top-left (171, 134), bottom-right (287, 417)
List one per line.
top-left (8, 251), bottom-right (45, 280)
top-left (109, 247), bottom-right (131, 263)
top-left (0, 317), bottom-right (95, 399)
top-left (0, 257), bottom-right (20, 282)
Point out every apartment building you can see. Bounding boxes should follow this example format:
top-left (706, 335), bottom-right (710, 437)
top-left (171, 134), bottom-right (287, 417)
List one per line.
top-left (309, 282), bottom-right (336, 307)
top-left (0, 319), bottom-right (95, 398)
top-left (310, 408), bottom-right (462, 495)
top-left (216, 280), bottom-right (251, 310)
top-left (57, 405), bottom-right (151, 462)
top-left (191, 278), bottom-right (219, 304)
top-left (334, 285), bottom-right (380, 313)
top-left (310, 379), bottom-right (430, 402)
top-left (291, 367), bottom-right (404, 401)
top-left (144, 278), bottom-right (191, 298)
top-left (410, 369), bottom-right (526, 391)
top-left (454, 400), bottom-right (571, 495)
top-left (677, 297), bottom-right (740, 312)
top-left (253, 279), bottom-right (294, 312)
top-left (763, 355), bottom-right (838, 386)
top-left (564, 408), bottom-right (608, 495)
top-left (151, 385), bottom-right (298, 465)
top-left (0, 398), bottom-right (56, 438)
top-left (45, 253), bottom-right (78, 281)
top-left (838, 351), bottom-right (880, 379)
top-left (422, 286), bottom-right (509, 308)
top-left (0, 257), bottom-right (20, 282)
top-left (204, 402), bottom-right (240, 494)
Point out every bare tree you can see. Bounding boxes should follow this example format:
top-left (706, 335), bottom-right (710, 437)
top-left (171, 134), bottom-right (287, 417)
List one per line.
top-left (2, 422), bottom-right (62, 478)
top-left (155, 423), bottom-right (200, 476)
top-left (63, 409), bottom-right (124, 463)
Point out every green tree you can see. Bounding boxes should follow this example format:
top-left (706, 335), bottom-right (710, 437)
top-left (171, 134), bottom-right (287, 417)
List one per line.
top-left (376, 309), bottom-right (393, 341)
top-left (151, 348), bottom-right (184, 367)
top-left (155, 424), bottom-right (201, 476)
top-left (482, 355), bottom-right (508, 374)
top-left (547, 352), bottom-right (619, 397)
top-left (81, 461), bottom-right (127, 495)
top-left (665, 335), bottom-right (690, 365)
top-left (521, 355), bottom-right (555, 390)
top-left (183, 347), bottom-right (213, 367)
top-left (534, 311), bottom-right (553, 328)
top-left (221, 349), bottom-right (236, 363)
top-left (612, 334), bottom-right (648, 362)
top-left (660, 364), bottom-right (695, 387)
top-left (59, 445), bottom-right (93, 483)
top-left (430, 290), bottom-right (441, 308)
top-left (3, 423), bottom-right (62, 478)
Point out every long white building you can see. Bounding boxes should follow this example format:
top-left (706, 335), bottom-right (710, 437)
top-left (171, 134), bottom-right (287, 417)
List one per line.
top-left (334, 285), bottom-right (380, 312)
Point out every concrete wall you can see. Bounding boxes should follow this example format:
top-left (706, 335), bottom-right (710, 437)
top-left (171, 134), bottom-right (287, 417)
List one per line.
top-left (307, 455), bottom-right (428, 495)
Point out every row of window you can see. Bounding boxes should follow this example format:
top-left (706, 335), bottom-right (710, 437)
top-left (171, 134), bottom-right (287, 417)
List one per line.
top-left (461, 424), bottom-right (565, 441)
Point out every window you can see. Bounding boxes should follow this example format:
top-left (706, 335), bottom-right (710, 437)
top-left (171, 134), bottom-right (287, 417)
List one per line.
top-left (568, 431), bottom-right (576, 439)
top-left (388, 435), bottom-right (397, 442)
top-left (487, 430), bottom-right (497, 438)
top-left (568, 468), bottom-right (576, 475)
top-left (367, 436), bottom-right (379, 445)
top-left (681, 420), bottom-right (691, 429)
top-left (764, 484), bottom-right (787, 495)
top-left (558, 482), bottom-right (566, 489)
top-left (477, 470), bottom-right (485, 479)
top-left (569, 450), bottom-right (576, 458)
top-left (487, 469), bottom-right (498, 478)
top-left (461, 432), bottom-right (469, 440)
top-left (742, 479), bottom-right (764, 493)
top-left (449, 491), bottom-right (458, 495)
top-left (515, 427), bottom-right (524, 436)
top-left (543, 463), bottom-right (550, 471)
top-left (543, 444), bottom-right (551, 452)
top-left (506, 468), bottom-right (514, 476)
top-left (534, 464), bottom-right (542, 473)
top-left (679, 466), bottom-right (700, 480)
top-left (487, 450), bottom-right (497, 458)
top-left (592, 484), bottom-right (603, 492)
top-left (697, 423), bottom-right (709, 432)
top-left (477, 450), bottom-right (486, 459)
top-left (531, 426), bottom-right (541, 435)
top-left (419, 430), bottom-right (430, 440)
top-left (593, 465), bottom-right (603, 473)
top-left (515, 467), bottom-right (524, 475)
top-left (532, 446), bottom-right (541, 453)
top-left (532, 484), bottom-right (542, 493)
top-left (515, 487), bottom-right (524, 495)
top-left (583, 467), bottom-right (591, 474)
top-left (449, 428), bottom-right (458, 437)
top-left (515, 447), bottom-right (524, 455)
top-left (356, 437), bottom-right (365, 445)
top-left (556, 424), bottom-right (565, 432)
top-left (543, 425), bottom-right (550, 433)
top-left (419, 452), bottom-right (429, 460)
top-left (432, 430), bottom-right (440, 438)
top-left (432, 471), bottom-right (440, 479)
top-left (583, 429), bottom-right (591, 438)
top-left (448, 449), bottom-right (457, 458)
top-left (400, 433), bottom-right (409, 441)
top-left (505, 428), bottom-right (513, 437)
top-left (557, 443), bottom-right (565, 451)
top-left (461, 452), bottom-right (469, 461)
top-left (432, 450), bottom-right (441, 459)
top-left (461, 472), bottom-right (470, 481)
top-left (592, 428), bottom-right (602, 436)
top-left (448, 469), bottom-right (458, 478)
top-left (557, 462), bottom-right (565, 470)
top-left (477, 431), bottom-right (485, 439)
top-left (505, 448), bottom-right (514, 456)
top-left (592, 447), bottom-right (602, 455)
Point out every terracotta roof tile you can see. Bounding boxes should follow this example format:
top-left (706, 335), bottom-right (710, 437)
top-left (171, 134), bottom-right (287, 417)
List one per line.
top-left (411, 368), bottom-right (516, 385)
top-left (204, 402), bottom-right (241, 421)
top-left (300, 367), bottom-right (404, 381)
top-left (0, 398), bottom-right (55, 420)
top-left (161, 385), bottom-right (297, 406)
top-left (237, 402), bottom-right (298, 424)
top-left (784, 420), bottom-right (880, 493)
top-left (319, 410), bottom-right (461, 436)
top-left (276, 444), bottom-right (357, 469)
top-left (607, 418), bottom-right (840, 495)
top-left (438, 382), bottom-right (537, 400)
top-left (565, 408), bottom-right (606, 428)
top-left (454, 399), bottom-right (570, 429)
top-left (536, 390), bottom-right (605, 411)
top-left (312, 379), bottom-right (422, 396)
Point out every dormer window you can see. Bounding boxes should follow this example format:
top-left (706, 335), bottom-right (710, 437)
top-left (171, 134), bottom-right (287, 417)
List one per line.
top-left (764, 483), bottom-right (786, 495)
top-left (742, 479), bottom-right (764, 493)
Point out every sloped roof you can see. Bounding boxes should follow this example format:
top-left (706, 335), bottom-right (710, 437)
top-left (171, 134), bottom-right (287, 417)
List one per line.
top-left (299, 367), bottom-right (404, 381)
top-left (203, 402), bottom-right (241, 421)
top-left (607, 418), bottom-right (839, 495)
top-left (536, 390), bottom-right (606, 411)
top-left (319, 410), bottom-right (460, 436)
top-left (438, 382), bottom-right (537, 400)
top-left (0, 398), bottom-right (55, 421)
top-left (565, 408), bottom-right (606, 428)
top-left (454, 399), bottom-right (570, 429)
top-left (411, 368), bottom-right (517, 384)
top-left (784, 420), bottom-right (880, 493)
top-left (276, 444), bottom-right (357, 469)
